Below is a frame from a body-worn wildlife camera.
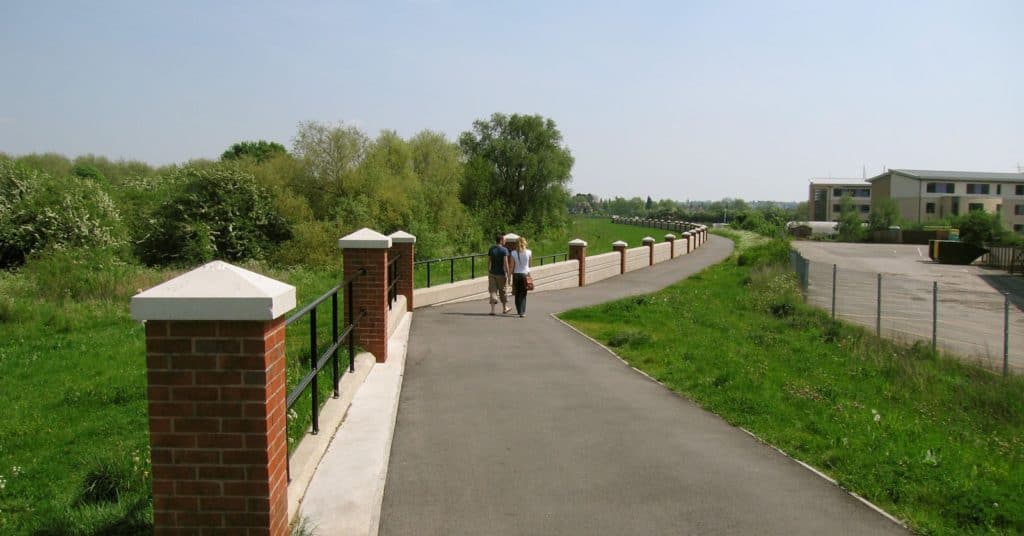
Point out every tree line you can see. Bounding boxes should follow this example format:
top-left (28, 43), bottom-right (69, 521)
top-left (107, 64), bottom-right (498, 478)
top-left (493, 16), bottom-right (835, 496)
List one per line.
top-left (0, 113), bottom-right (574, 270)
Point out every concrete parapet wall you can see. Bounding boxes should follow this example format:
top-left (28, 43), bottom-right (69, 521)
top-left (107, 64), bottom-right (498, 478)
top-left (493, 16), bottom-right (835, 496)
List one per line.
top-left (653, 242), bottom-right (671, 263)
top-left (533, 259), bottom-right (580, 292)
top-left (673, 239), bottom-right (688, 255)
top-left (585, 251), bottom-right (621, 284)
top-left (625, 247), bottom-right (649, 272)
top-left (387, 295), bottom-right (407, 338)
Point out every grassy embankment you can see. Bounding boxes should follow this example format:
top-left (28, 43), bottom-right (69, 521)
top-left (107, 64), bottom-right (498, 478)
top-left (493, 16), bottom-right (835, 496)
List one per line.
top-left (0, 216), bottom-right (666, 533)
top-left (560, 230), bottom-right (1024, 535)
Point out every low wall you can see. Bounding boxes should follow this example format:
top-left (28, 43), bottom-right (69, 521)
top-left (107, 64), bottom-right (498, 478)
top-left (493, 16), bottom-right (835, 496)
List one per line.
top-left (414, 260), bottom-right (580, 308)
top-left (673, 238), bottom-right (688, 255)
top-left (625, 247), bottom-right (649, 272)
top-left (653, 242), bottom-right (671, 263)
top-left (586, 251), bottom-right (621, 284)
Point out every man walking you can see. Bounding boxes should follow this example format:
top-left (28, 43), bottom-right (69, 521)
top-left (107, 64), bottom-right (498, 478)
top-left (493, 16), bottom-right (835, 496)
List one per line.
top-left (487, 232), bottom-right (512, 315)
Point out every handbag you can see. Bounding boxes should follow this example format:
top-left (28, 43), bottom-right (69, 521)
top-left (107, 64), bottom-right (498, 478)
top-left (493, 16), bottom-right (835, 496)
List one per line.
top-left (526, 274), bottom-right (534, 291)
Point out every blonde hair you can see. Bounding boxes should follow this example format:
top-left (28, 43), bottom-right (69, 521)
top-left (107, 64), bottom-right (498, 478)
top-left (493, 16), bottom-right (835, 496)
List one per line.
top-left (516, 237), bottom-right (528, 251)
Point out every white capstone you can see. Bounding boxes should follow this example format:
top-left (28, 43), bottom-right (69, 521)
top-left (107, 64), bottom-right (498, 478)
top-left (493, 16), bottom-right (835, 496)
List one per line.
top-left (665, 234), bottom-right (676, 240)
top-left (642, 236), bottom-right (655, 244)
top-left (612, 240), bottom-right (628, 247)
top-left (503, 233), bottom-right (520, 242)
top-left (130, 261), bottom-right (296, 321)
top-left (683, 232), bottom-right (692, 237)
top-left (338, 228), bottom-right (392, 250)
top-left (568, 239), bottom-right (588, 247)
top-left (389, 230), bottom-right (417, 244)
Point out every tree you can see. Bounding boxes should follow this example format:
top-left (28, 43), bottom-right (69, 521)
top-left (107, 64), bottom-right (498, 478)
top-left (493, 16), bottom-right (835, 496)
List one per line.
top-left (645, 196), bottom-right (653, 210)
top-left (221, 140), bottom-right (287, 163)
top-left (956, 210), bottom-right (1003, 247)
top-left (291, 122), bottom-right (369, 219)
top-left (835, 195), bottom-right (864, 242)
top-left (459, 113), bottom-right (574, 236)
top-left (868, 198), bottom-right (900, 231)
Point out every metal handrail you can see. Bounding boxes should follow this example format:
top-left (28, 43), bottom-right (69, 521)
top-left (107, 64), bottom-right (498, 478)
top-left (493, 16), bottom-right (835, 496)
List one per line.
top-left (535, 253), bottom-right (568, 266)
top-left (387, 254), bottom-right (401, 309)
top-left (414, 253), bottom-right (488, 287)
top-left (284, 267), bottom-right (366, 483)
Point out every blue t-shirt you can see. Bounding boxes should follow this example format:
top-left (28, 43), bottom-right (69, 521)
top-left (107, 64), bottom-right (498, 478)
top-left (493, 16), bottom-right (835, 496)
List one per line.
top-left (488, 245), bottom-right (509, 275)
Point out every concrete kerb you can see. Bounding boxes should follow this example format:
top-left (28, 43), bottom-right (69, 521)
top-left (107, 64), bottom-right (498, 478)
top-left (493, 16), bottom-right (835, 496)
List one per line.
top-left (550, 314), bottom-right (908, 532)
top-left (295, 310), bottom-right (412, 535)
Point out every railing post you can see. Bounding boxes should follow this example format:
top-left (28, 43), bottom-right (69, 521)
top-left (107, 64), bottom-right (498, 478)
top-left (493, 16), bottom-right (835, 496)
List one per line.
top-left (131, 261), bottom-right (296, 535)
top-left (613, 240), bottom-right (628, 274)
top-left (932, 281), bottom-right (937, 353)
top-left (339, 228), bottom-right (392, 363)
top-left (1004, 293), bottom-right (1010, 376)
top-left (682, 231), bottom-right (692, 254)
top-left (569, 239), bottom-right (588, 287)
top-left (665, 234), bottom-right (676, 258)
top-left (876, 273), bottom-right (882, 336)
top-left (831, 264), bottom-right (837, 319)
top-left (389, 231), bottom-right (416, 311)
top-left (643, 236), bottom-right (655, 266)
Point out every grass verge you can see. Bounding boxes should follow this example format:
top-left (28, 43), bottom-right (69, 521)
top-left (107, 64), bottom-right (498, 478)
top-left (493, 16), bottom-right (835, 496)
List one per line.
top-left (559, 231), bottom-right (1024, 535)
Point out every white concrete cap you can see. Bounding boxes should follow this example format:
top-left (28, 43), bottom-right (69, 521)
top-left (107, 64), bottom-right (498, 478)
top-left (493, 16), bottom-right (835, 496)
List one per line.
top-left (503, 233), bottom-right (520, 242)
top-left (665, 234), bottom-right (676, 240)
top-left (568, 239), bottom-right (588, 247)
top-left (612, 240), bottom-right (628, 247)
top-left (642, 236), bottom-right (655, 244)
top-left (683, 232), bottom-right (692, 237)
top-left (389, 230), bottom-right (417, 244)
top-left (131, 261), bottom-right (296, 321)
top-left (338, 228), bottom-right (392, 250)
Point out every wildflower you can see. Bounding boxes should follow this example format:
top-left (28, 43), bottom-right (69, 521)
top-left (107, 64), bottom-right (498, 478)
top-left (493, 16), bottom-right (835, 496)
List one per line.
top-left (874, 413), bottom-right (881, 422)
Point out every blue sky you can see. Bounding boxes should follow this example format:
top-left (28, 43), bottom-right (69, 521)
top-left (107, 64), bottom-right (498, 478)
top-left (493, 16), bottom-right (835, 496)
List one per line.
top-left (1, 0), bottom-right (1020, 201)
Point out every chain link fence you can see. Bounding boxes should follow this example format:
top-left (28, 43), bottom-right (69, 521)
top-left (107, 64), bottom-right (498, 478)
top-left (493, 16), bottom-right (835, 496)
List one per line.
top-left (790, 250), bottom-right (1022, 375)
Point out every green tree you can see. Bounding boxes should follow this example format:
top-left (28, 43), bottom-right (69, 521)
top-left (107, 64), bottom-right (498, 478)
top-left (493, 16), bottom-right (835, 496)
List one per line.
top-left (71, 163), bottom-right (106, 181)
top-left (459, 113), bottom-right (574, 236)
top-left (835, 195), bottom-right (864, 242)
top-left (291, 121), bottom-right (369, 219)
top-left (220, 140), bottom-right (288, 163)
top-left (868, 198), bottom-right (900, 231)
top-left (645, 196), bottom-right (653, 210)
top-left (955, 210), bottom-right (1003, 247)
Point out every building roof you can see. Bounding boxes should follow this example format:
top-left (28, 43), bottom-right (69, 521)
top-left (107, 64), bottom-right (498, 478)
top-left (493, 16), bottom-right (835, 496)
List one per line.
top-left (867, 169), bottom-right (1024, 183)
top-left (809, 178), bottom-right (870, 186)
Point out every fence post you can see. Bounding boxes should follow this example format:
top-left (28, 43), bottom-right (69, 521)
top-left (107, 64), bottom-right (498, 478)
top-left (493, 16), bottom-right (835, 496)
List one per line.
top-left (569, 239), bottom-right (588, 287)
top-left (682, 231), bottom-right (692, 253)
top-left (665, 234), bottom-right (676, 258)
top-left (876, 273), bottom-right (882, 336)
top-left (643, 236), bottom-right (655, 266)
top-left (339, 228), bottom-right (392, 362)
top-left (613, 240), bottom-right (628, 274)
top-left (932, 281), bottom-right (938, 353)
top-left (131, 261), bottom-right (296, 535)
top-left (389, 231), bottom-right (416, 311)
top-left (831, 264), bottom-right (837, 319)
top-left (1004, 294), bottom-right (1010, 376)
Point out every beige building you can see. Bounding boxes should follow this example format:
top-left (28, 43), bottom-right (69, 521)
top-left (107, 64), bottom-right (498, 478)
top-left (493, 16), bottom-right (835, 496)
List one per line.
top-left (808, 179), bottom-right (872, 222)
top-left (868, 169), bottom-right (1024, 230)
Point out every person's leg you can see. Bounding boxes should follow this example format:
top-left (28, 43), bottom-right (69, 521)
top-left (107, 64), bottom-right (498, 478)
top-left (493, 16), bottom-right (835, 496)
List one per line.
top-left (499, 277), bottom-right (510, 313)
top-left (488, 275), bottom-right (498, 314)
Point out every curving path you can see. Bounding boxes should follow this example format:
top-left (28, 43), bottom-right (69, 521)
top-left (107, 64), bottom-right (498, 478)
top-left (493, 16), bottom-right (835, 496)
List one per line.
top-left (379, 236), bottom-right (907, 535)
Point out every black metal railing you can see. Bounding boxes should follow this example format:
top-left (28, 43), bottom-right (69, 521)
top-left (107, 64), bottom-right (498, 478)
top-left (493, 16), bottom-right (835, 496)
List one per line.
top-left (414, 253), bottom-right (487, 288)
top-left (387, 254), bottom-right (400, 309)
top-left (535, 253), bottom-right (569, 265)
top-left (285, 268), bottom-right (366, 452)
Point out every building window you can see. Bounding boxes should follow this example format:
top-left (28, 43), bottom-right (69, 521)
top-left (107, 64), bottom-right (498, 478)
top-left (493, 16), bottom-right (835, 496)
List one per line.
top-left (1017, 185), bottom-right (1024, 196)
top-left (997, 184), bottom-right (1002, 195)
top-left (968, 203), bottom-right (984, 212)
top-left (952, 201), bottom-right (959, 215)
top-left (926, 182), bottom-right (955, 193)
top-left (966, 183), bottom-right (990, 194)
top-left (926, 202), bottom-right (936, 214)
top-left (856, 188), bottom-right (870, 198)
top-left (1016, 224), bottom-right (1024, 233)
top-left (833, 188), bottom-right (843, 197)
top-left (832, 204), bottom-right (840, 212)
top-left (1015, 205), bottom-right (1024, 216)
top-left (859, 205), bottom-right (869, 213)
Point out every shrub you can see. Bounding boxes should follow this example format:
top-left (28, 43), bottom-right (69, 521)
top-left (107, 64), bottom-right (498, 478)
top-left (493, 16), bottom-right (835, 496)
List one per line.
top-left (736, 238), bottom-right (791, 268)
top-left (0, 160), bottom-right (125, 268)
top-left (137, 164), bottom-right (291, 266)
top-left (71, 163), bottom-right (106, 181)
top-left (21, 247), bottom-right (142, 302)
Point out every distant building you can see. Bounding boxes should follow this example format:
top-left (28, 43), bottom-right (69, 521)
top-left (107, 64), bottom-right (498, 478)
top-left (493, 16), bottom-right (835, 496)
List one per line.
top-left (807, 179), bottom-right (872, 222)
top-left (868, 169), bottom-right (1024, 230)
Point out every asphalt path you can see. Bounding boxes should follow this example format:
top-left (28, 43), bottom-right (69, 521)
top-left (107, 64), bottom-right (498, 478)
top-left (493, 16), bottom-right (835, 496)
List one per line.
top-left (379, 236), bottom-right (908, 535)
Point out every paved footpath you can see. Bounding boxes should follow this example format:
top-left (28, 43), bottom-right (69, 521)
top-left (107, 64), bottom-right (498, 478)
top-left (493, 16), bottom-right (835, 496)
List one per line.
top-left (379, 236), bottom-right (908, 535)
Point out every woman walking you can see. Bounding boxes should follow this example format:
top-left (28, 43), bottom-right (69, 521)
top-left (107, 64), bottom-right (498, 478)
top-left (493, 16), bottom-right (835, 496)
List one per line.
top-left (510, 236), bottom-right (532, 317)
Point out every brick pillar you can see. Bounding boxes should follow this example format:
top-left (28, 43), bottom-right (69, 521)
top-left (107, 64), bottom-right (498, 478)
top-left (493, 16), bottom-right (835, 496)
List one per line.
top-left (683, 232), bottom-right (692, 253)
top-left (665, 234), bottom-right (676, 258)
top-left (643, 237), bottom-right (655, 266)
top-left (339, 228), bottom-right (391, 363)
top-left (569, 239), bottom-right (588, 287)
top-left (131, 261), bottom-right (296, 536)
top-left (613, 240), bottom-right (628, 274)
top-left (389, 231), bottom-right (416, 311)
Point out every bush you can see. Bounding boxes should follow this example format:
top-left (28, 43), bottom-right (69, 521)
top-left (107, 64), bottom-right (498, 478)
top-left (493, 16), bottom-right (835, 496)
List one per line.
top-left (137, 164), bottom-right (291, 266)
top-left (736, 238), bottom-right (791, 268)
top-left (0, 160), bottom-right (125, 268)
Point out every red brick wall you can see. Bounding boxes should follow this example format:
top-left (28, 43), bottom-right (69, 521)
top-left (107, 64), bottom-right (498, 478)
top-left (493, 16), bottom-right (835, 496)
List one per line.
top-left (613, 244), bottom-right (627, 274)
top-left (145, 318), bottom-right (288, 535)
top-left (569, 244), bottom-right (587, 287)
top-left (343, 248), bottom-right (389, 362)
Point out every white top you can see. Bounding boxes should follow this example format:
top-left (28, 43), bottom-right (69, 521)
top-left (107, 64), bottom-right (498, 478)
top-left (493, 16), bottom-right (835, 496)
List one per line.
top-left (511, 249), bottom-right (532, 274)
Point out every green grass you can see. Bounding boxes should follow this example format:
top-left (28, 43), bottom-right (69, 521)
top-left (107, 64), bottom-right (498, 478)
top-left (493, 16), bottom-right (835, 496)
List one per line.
top-left (412, 216), bottom-right (683, 288)
top-left (559, 232), bottom-right (1024, 535)
top-left (0, 255), bottom-right (341, 534)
